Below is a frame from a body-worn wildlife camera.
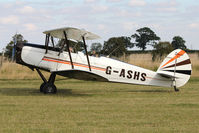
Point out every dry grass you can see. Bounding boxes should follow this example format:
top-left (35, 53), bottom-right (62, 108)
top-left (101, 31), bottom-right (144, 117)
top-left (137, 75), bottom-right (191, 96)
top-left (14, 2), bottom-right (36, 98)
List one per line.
top-left (126, 53), bottom-right (161, 70)
top-left (0, 61), bottom-right (38, 79)
top-left (0, 53), bottom-right (199, 79)
top-left (189, 53), bottom-right (199, 77)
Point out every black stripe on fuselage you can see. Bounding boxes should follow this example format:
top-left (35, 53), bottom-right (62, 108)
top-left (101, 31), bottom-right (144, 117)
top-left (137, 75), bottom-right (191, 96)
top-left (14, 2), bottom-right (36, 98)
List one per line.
top-left (24, 43), bottom-right (60, 52)
top-left (163, 70), bottom-right (191, 75)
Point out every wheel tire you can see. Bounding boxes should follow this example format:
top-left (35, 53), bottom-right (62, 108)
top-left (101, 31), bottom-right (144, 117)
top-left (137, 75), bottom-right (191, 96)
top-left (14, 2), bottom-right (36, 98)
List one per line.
top-left (40, 82), bottom-right (46, 92)
top-left (52, 84), bottom-right (57, 94)
top-left (43, 83), bottom-right (57, 94)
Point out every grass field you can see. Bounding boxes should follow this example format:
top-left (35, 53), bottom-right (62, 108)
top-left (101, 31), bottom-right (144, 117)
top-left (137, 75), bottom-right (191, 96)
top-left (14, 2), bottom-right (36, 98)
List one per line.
top-left (0, 78), bottom-right (199, 133)
top-left (0, 53), bottom-right (199, 133)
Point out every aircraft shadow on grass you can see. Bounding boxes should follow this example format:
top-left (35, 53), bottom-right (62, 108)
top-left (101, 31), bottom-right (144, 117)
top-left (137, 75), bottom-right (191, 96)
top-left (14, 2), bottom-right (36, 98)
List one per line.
top-left (0, 87), bottom-right (92, 97)
top-left (113, 89), bottom-right (173, 93)
top-left (0, 86), bottom-right (173, 97)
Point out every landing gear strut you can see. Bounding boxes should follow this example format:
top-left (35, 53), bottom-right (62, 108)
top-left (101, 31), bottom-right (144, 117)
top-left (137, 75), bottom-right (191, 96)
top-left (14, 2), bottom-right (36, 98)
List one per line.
top-left (174, 86), bottom-right (179, 92)
top-left (173, 79), bottom-right (179, 92)
top-left (36, 68), bottom-right (57, 94)
top-left (173, 53), bottom-right (179, 92)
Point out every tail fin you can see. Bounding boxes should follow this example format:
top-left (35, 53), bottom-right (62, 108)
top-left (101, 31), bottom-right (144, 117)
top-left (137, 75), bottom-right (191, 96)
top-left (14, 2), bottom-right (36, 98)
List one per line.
top-left (157, 49), bottom-right (192, 88)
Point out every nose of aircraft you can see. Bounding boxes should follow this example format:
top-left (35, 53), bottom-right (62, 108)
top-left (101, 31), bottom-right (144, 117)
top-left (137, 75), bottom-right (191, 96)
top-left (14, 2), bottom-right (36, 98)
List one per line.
top-left (16, 42), bottom-right (24, 65)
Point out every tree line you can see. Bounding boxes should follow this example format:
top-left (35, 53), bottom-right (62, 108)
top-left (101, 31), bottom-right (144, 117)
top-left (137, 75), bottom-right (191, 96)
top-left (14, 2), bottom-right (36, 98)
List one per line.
top-left (4, 27), bottom-right (187, 61)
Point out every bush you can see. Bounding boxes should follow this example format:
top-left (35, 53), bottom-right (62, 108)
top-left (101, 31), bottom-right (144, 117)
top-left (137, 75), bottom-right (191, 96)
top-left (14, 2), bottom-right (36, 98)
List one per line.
top-left (152, 42), bottom-right (173, 61)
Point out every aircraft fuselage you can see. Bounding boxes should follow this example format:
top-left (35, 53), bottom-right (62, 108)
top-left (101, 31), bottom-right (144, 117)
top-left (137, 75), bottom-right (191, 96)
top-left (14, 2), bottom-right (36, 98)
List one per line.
top-left (16, 43), bottom-right (173, 88)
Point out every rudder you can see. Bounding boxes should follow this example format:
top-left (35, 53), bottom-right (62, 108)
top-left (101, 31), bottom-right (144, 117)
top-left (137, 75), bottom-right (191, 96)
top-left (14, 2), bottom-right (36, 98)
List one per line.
top-left (157, 49), bottom-right (192, 88)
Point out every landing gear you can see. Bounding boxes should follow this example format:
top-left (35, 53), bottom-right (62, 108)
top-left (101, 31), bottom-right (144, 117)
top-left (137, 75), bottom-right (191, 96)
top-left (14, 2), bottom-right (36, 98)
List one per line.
top-left (43, 83), bottom-right (57, 94)
top-left (173, 54), bottom-right (179, 92)
top-left (40, 82), bottom-right (46, 92)
top-left (173, 79), bottom-right (179, 92)
top-left (36, 68), bottom-right (57, 94)
top-left (174, 86), bottom-right (179, 92)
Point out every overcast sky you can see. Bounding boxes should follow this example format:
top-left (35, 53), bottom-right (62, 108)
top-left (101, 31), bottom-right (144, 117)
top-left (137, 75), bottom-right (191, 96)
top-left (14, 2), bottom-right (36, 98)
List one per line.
top-left (0, 0), bottom-right (199, 51)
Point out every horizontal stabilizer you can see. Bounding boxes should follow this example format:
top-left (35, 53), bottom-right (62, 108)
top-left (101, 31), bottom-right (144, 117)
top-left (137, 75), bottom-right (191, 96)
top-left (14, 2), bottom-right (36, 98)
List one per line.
top-left (157, 71), bottom-right (177, 79)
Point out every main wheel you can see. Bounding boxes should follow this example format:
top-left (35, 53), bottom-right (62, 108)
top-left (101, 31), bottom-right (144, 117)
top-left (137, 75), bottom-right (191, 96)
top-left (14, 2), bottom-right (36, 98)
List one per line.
top-left (40, 82), bottom-right (46, 92)
top-left (43, 83), bottom-right (57, 94)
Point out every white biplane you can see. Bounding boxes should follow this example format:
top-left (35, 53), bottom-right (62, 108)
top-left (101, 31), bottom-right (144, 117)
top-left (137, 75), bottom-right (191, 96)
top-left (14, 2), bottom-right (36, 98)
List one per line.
top-left (16, 27), bottom-right (192, 94)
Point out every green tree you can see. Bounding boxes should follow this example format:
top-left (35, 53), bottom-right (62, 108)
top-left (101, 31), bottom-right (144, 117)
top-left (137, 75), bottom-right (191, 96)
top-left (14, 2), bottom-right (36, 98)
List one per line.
top-left (5, 34), bottom-right (27, 59)
top-left (131, 27), bottom-right (160, 51)
top-left (90, 43), bottom-right (102, 54)
top-left (171, 36), bottom-right (186, 50)
top-left (102, 36), bottom-right (134, 57)
top-left (69, 41), bottom-right (84, 52)
top-left (152, 41), bottom-right (173, 61)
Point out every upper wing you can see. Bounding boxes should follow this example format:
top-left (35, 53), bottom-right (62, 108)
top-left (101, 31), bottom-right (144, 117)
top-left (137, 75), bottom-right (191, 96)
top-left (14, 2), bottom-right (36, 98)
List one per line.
top-left (43, 27), bottom-right (101, 41)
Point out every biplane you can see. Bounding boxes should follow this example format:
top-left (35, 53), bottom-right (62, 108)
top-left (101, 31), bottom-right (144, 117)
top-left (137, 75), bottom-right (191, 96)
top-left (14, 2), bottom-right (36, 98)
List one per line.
top-left (16, 27), bottom-right (192, 94)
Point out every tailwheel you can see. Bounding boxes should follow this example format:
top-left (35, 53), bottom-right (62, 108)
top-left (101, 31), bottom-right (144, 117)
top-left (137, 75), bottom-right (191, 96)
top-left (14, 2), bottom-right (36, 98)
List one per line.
top-left (174, 86), bottom-right (179, 92)
top-left (43, 83), bottom-right (57, 94)
top-left (173, 78), bottom-right (179, 92)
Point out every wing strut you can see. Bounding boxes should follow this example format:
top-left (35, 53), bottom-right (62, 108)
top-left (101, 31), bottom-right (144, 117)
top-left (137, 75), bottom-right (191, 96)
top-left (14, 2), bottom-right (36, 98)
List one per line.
top-left (82, 36), bottom-right (91, 71)
top-left (51, 36), bottom-right (55, 48)
top-left (45, 33), bottom-right (50, 54)
top-left (63, 31), bottom-right (74, 69)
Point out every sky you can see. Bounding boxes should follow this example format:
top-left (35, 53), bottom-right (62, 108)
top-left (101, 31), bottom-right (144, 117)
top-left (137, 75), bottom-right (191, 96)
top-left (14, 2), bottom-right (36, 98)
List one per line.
top-left (0, 0), bottom-right (199, 51)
